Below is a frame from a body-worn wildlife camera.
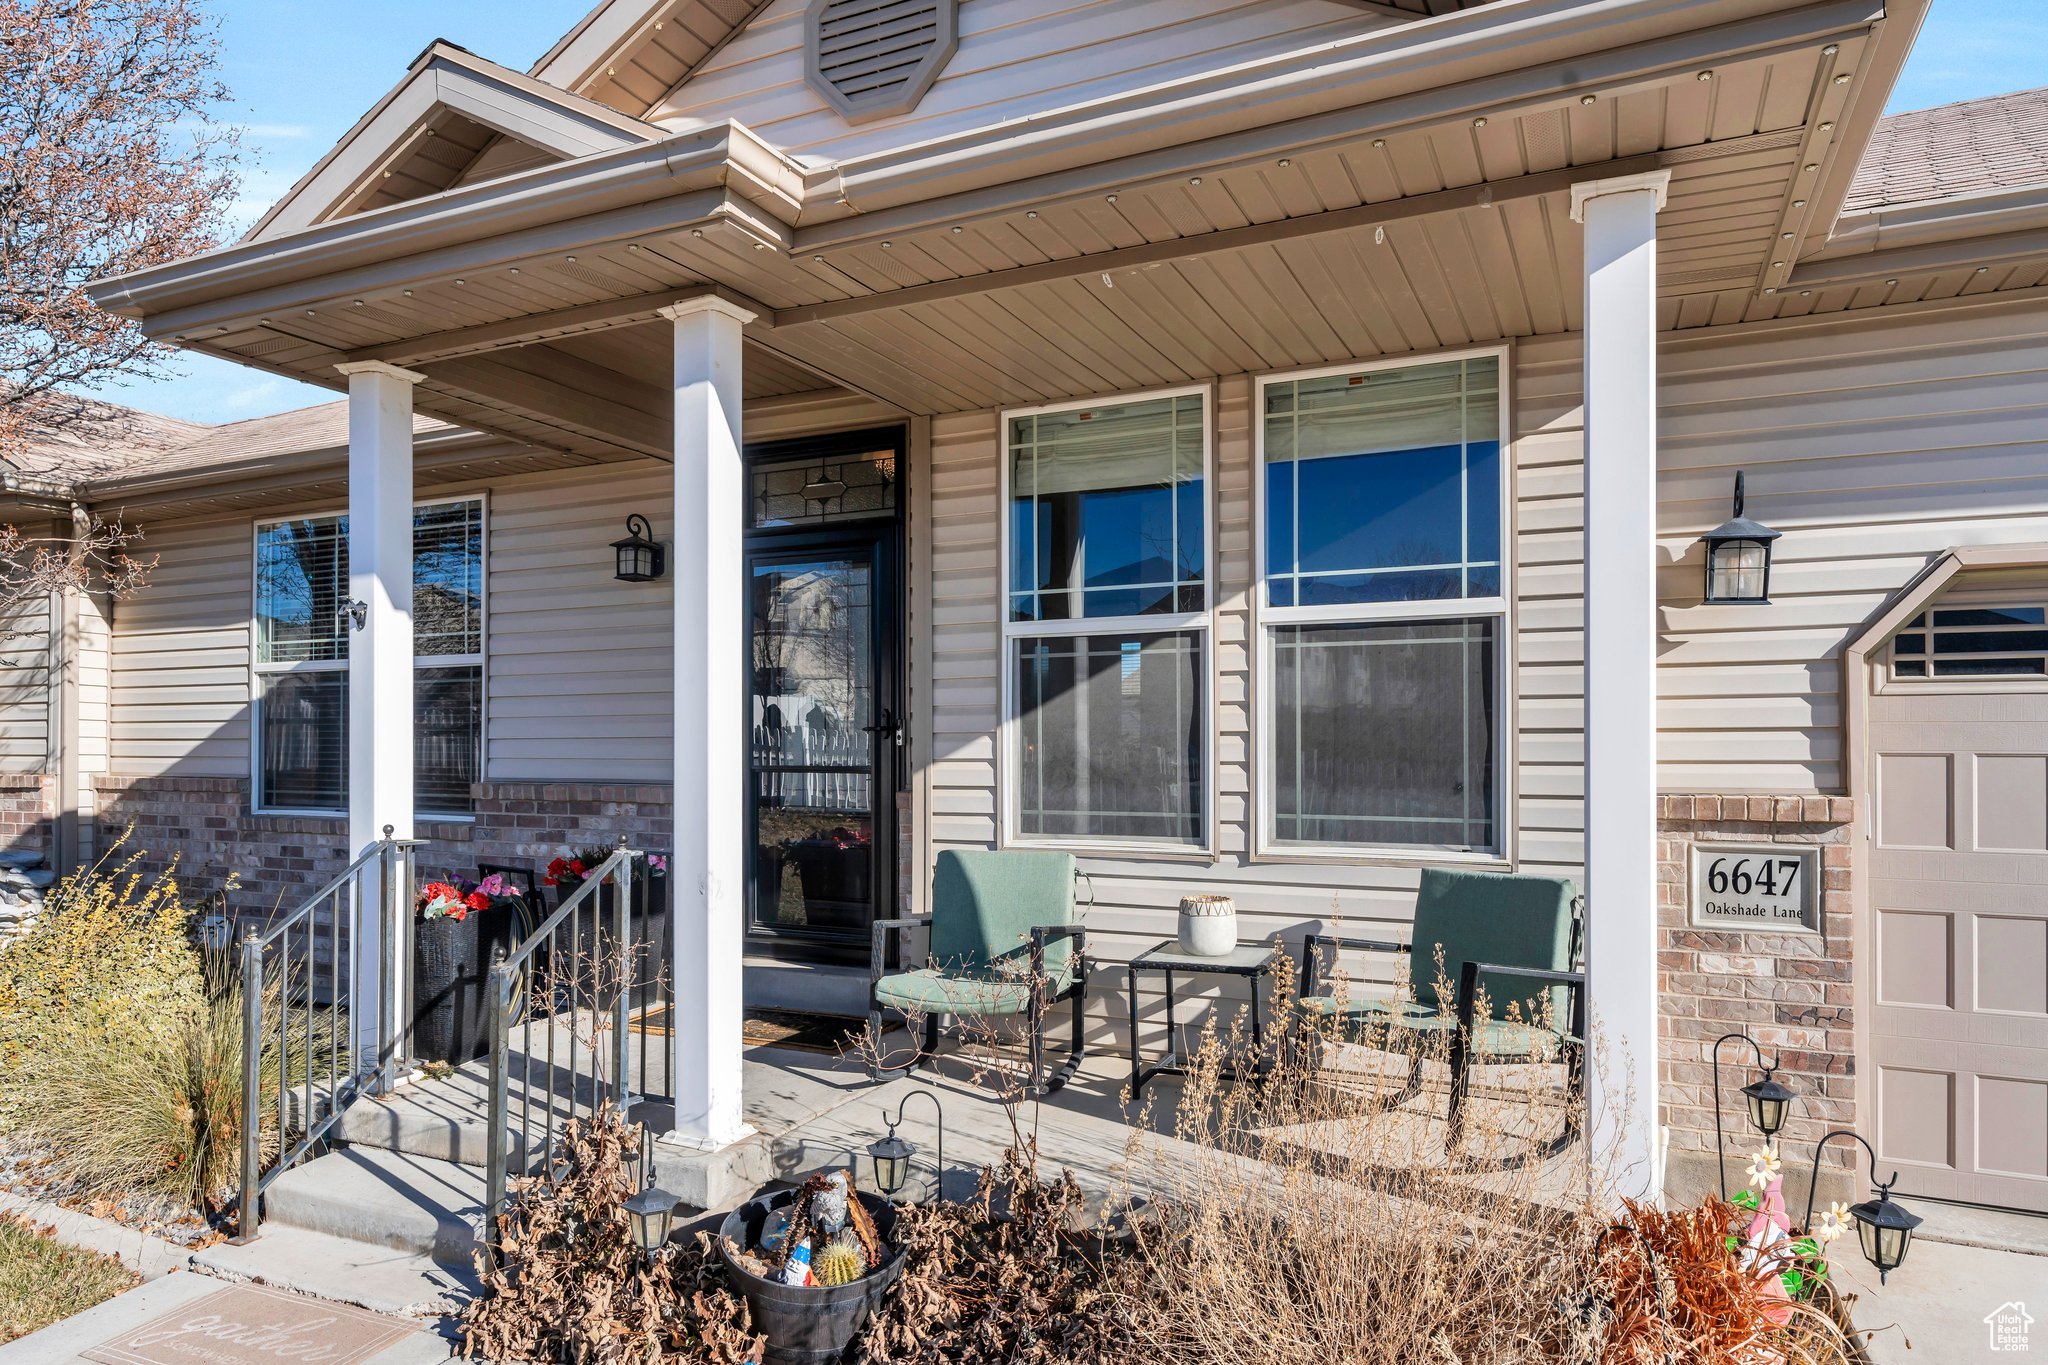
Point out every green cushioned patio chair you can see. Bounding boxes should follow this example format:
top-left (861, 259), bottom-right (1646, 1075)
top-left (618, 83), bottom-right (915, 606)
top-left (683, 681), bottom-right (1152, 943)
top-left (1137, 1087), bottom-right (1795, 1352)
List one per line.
top-left (1298, 867), bottom-right (1586, 1157)
top-left (869, 849), bottom-right (1088, 1095)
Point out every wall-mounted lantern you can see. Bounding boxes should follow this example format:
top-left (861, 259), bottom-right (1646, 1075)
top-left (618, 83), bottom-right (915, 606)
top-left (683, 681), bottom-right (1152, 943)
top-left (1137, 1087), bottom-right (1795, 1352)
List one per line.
top-left (1701, 471), bottom-right (1781, 604)
top-left (611, 514), bottom-right (665, 583)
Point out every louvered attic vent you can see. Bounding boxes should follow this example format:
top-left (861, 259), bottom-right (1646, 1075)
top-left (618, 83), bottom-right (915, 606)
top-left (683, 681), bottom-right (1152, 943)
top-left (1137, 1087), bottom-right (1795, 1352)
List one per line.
top-left (805, 0), bottom-right (958, 124)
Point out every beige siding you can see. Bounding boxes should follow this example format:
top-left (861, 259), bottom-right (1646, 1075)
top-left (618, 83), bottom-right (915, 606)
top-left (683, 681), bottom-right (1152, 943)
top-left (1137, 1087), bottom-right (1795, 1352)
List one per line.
top-left (108, 517), bottom-right (251, 778)
top-left (0, 591), bottom-right (52, 774)
top-left (1655, 296), bottom-right (2048, 793)
top-left (920, 351), bottom-right (1581, 981)
top-left (485, 464), bottom-right (674, 782)
top-left (652, 0), bottom-right (1391, 160)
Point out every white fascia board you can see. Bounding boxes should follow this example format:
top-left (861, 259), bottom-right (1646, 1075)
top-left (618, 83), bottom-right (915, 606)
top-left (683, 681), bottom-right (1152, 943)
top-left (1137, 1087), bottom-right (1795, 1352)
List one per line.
top-left (89, 121), bottom-right (803, 330)
top-left (249, 43), bottom-right (665, 243)
top-left (802, 0), bottom-right (1885, 237)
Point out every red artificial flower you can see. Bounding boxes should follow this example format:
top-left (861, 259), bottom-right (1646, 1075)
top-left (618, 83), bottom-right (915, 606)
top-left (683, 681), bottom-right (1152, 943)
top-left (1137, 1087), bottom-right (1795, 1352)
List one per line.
top-left (465, 890), bottom-right (491, 911)
top-left (568, 859), bottom-right (586, 877)
top-left (544, 857), bottom-right (570, 886)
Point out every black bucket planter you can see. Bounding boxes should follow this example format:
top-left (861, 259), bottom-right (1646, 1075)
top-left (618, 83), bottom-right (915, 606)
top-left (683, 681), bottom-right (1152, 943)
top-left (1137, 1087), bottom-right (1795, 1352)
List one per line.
top-left (412, 902), bottom-right (519, 1064)
top-left (718, 1189), bottom-right (904, 1365)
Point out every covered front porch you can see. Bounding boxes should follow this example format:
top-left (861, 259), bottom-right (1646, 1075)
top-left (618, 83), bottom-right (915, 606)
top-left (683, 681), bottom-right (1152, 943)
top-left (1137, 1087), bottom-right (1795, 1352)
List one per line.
top-left (82, 0), bottom-right (1900, 1205)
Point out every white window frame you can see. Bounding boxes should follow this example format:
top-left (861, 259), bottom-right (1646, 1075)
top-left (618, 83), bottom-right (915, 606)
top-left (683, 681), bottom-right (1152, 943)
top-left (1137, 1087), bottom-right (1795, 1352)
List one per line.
top-left (1252, 346), bottom-right (1513, 864)
top-left (1883, 586), bottom-right (2048, 692)
top-left (997, 383), bottom-right (1216, 857)
top-left (249, 493), bottom-right (488, 819)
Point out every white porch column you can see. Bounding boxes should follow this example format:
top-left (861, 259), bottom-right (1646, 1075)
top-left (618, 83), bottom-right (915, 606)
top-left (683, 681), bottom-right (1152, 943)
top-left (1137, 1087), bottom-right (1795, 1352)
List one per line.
top-left (660, 296), bottom-right (755, 1151)
top-left (1572, 170), bottom-right (1670, 1201)
top-left (335, 360), bottom-right (423, 1075)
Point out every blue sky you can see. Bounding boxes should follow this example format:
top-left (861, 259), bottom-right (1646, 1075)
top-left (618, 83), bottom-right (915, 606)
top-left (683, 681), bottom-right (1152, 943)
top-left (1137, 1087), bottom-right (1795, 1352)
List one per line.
top-left (87, 0), bottom-right (2048, 424)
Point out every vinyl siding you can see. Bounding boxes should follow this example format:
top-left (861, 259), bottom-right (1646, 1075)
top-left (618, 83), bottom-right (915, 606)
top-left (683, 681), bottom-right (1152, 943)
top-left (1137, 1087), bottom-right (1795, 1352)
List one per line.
top-left (1654, 295), bottom-right (2048, 794)
top-left (652, 0), bottom-right (1393, 160)
top-left (0, 591), bottom-right (52, 774)
top-left (108, 517), bottom-right (252, 778)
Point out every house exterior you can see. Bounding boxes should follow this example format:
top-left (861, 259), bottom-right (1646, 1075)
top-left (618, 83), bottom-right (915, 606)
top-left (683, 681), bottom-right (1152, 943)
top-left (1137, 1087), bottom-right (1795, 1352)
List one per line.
top-left (2, 0), bottom-right (2040, 1214)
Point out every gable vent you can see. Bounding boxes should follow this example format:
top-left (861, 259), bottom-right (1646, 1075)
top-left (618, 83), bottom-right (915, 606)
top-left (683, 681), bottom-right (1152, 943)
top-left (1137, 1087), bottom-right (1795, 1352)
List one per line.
top-left (805, 0), bottom-right (957, 125)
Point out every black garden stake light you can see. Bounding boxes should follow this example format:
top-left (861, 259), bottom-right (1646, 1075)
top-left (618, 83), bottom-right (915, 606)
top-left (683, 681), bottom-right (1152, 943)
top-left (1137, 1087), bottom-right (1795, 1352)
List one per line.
top-left (867, 1088), bottom-right (946, 1203)
top-left (1712, 1032), bottom-right (1796, 1199)
top-left (612, 514), bottom-right (665, 582)
top-left (1701, 471), bottom-right (1782, 604)
top-left (1802, 1130), bottom-right (1923, 1284)
top-left (624, 1183), bottom-right (678, 1266)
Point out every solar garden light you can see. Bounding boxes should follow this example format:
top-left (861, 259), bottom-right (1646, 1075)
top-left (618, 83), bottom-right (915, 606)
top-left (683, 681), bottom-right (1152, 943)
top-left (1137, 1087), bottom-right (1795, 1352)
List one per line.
top-left (1713, 1031), bottom-right (1796, 1199)
top-left (1802, 1130), bottom-right (1923, 1284)
top-left (1701, 471), bottom-right (1782, 604)
top-left (624, 1184), bottom-right (678, 1266)
top-left (867, 1088), bottom-right (945, 1203)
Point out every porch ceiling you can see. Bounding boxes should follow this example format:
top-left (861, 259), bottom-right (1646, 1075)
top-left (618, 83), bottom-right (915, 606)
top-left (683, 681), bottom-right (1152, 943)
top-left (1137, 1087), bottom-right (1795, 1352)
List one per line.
top-left (100, 0), bottom-right (1986, 448)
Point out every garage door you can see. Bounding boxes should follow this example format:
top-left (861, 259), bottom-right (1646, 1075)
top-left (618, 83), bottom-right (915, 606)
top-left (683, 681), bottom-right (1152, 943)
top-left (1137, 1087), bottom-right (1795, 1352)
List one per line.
top-left (1870, 600), bottom-right (2048, 1212)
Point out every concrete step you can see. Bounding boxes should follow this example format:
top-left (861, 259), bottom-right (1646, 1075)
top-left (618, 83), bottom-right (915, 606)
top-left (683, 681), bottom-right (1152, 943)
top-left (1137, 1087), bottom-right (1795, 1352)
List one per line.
top-left (262, 1147), bottom-right (485, 1268)
top-left (195, 1223), bottom-right (481, 1319)
top-left (336, 1086), bottom-right (505, 1169)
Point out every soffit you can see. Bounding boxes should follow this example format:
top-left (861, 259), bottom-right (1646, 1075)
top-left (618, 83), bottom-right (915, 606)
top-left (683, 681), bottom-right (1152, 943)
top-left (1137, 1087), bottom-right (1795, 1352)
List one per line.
top-left (534, 0), bottom-right (772, 118)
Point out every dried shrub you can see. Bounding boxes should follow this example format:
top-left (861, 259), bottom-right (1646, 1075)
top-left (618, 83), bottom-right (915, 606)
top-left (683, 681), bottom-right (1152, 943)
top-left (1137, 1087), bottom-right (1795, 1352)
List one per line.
top-left (462, 1105), bottom-right (764, 1365)
top-left (857, 1143), bottom-right (1137, 1364)
top-left (1599, 1197), bottom-right (1861, 1365)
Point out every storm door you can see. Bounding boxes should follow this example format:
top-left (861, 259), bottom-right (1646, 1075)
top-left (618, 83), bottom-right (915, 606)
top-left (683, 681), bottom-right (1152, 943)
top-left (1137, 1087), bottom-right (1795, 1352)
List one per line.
top-left (743, 429), bottom-right (904, 961)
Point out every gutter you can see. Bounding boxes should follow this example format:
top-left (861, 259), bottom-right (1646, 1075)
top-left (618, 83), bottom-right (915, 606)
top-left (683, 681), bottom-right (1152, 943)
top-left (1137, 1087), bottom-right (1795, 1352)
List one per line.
top-left (1805, 182), bottom-right (2048, 259)
top-left (75, 425), bottom-right (505, 504)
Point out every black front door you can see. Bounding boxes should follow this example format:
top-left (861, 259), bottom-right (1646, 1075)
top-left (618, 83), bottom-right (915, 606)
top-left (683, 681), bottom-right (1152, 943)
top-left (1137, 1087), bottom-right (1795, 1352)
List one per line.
top-left (743, 429), bottom-right (903, 962)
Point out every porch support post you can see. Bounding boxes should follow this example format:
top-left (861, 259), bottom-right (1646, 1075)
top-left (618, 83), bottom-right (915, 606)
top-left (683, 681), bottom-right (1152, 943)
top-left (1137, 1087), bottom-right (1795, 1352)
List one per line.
top-left (1572, 170), bottom-right (1669, 1201)
top-left (660, 296), bottom-right (756, 1151)
top-left (335, 359), bottom-right (423, 1080)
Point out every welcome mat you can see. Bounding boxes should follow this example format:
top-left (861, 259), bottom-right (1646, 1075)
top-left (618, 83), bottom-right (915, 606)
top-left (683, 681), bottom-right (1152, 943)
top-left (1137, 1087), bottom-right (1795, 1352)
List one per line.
top-left (82, 1282), bottom-right (416, 1365)
top-left (631, 1005), bottom-right (864, 1054)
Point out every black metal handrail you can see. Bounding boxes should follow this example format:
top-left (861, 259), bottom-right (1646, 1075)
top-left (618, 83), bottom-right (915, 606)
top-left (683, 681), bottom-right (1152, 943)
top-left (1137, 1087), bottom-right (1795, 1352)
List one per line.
top-left (483, 842), bottom-right (656, 1258)
top-left (234, 829), bottom-right (419, 1242)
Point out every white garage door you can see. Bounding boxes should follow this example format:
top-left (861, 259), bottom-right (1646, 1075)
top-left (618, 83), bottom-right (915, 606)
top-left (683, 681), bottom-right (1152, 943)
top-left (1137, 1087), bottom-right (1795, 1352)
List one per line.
top-left (1870, 600), bottom-right (2048, 1213)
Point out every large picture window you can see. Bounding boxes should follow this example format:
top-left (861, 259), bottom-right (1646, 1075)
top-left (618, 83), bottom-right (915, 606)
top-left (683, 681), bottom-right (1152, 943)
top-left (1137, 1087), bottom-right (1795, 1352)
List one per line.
top-left (1004, 389), bottom-right (1209, 849)
top-left (1258, 353), bottom-right (1507, 856)
top-left (253, 498), bottom-right (485, 815)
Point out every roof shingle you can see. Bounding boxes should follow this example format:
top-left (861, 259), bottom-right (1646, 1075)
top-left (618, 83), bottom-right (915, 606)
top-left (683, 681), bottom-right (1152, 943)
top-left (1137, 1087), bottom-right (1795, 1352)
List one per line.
top-left (1846, 86), bottom-right (2048, 213)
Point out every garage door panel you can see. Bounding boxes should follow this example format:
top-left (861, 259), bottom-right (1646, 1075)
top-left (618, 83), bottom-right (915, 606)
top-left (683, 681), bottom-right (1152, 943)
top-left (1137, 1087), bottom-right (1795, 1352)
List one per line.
top-left (1871, 630), bottom-right (2048, 1213)
top-left (1976, 754), bottom-right (2048, 851)
top-left (1976, 915), bottom-right (2048, 1016)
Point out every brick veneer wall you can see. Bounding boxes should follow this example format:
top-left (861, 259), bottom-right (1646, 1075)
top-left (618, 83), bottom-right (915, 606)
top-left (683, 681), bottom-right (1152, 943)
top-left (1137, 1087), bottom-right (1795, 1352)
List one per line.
top-left (0, 775), bottom-right (52, 861)
top-left (1659, 793), bottom-right (1858, 1205)
top-left (92, 777), bottom-right (675, 924)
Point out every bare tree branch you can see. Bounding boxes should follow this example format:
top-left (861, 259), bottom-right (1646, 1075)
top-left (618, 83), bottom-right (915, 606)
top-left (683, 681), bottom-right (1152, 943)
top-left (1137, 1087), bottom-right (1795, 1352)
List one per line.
top-left (0, 0), bottom-right (242, 458)
top-left (0, 511), bottom-right (154, 643)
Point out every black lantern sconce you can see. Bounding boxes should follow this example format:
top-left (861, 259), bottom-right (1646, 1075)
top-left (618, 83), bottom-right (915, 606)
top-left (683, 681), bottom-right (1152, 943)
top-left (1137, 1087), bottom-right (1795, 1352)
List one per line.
top-left (866, 1089), bottom-right (945, 1203)
top-left (1712, 1031), bottom-right (1796, 1199)
top-left (1701, 471), bottom-right (1781, 604)
top-left (1801, 1130), bottom-right (1923, 1284)
top-left (612, 514), bottom-right (665, 583)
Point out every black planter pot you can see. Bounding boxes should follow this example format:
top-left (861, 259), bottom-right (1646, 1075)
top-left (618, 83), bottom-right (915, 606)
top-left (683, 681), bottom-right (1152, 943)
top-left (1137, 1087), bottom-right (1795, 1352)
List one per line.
top-left (718, 1190), bottom-right (904, 1365)
top-left (412, 901), bottom-right (519, 1064)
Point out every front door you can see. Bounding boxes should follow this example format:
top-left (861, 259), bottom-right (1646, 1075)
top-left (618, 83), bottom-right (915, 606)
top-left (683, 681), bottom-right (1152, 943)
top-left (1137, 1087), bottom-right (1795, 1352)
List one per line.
top-left (743, 429), bottom-right (904, 963)
top-left (1870, 594), bottom-right (2048, 1212)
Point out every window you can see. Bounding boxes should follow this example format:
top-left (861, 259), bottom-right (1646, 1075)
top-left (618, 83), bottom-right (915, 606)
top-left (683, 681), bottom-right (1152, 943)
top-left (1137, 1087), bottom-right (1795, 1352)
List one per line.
top-left (253, 499), bottom-right (484, 815)
top-left (1893, 604), bottom-right (2048, 678)
top-left (1004, 389), bottom-right (1209, 849)
top-left (1258, 353), bottom-right (1506, 856)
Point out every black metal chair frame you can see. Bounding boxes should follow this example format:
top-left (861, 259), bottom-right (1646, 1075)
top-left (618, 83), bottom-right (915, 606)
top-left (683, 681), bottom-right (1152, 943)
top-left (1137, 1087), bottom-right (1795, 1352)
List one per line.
top-left (868, 916), bottom-right (1089, 1097)
top-left (1298, 917), bottom-right (1588, 1167)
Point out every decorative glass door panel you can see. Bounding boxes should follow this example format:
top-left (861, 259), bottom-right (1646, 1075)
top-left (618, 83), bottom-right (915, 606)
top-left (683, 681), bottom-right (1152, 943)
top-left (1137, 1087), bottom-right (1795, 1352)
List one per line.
top-left (748, 547), bottom-right (889, 946)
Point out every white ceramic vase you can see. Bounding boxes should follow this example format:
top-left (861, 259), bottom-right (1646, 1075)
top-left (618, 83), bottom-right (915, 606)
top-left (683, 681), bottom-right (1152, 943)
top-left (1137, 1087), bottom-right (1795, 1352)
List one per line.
top-left (1177, 894), bottom-right (1238, 957)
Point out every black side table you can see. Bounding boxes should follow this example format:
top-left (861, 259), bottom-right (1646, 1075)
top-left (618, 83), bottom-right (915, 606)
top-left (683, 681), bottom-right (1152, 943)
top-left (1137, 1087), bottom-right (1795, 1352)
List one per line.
top-left (1126, 939), bottom-right (1280, 1097)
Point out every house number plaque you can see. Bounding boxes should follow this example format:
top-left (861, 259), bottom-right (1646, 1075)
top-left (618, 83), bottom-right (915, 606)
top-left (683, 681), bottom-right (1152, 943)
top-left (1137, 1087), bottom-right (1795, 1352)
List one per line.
top-left (1688, 843), bottom-right (1821, 935)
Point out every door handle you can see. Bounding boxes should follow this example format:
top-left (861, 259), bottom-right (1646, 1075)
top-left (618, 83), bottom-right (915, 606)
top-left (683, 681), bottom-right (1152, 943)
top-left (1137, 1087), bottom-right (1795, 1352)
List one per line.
top-left (861, 708), bottom-right (903, 747)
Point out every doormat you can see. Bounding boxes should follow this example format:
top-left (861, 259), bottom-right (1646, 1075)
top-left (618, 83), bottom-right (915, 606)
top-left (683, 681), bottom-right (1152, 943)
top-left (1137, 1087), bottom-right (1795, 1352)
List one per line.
top-left (82, 1282), bottom-right (415, 1365)
top-left (631, 1005), bottom-right (864, 1055)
